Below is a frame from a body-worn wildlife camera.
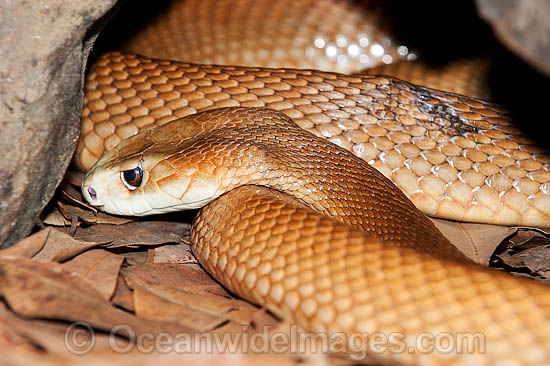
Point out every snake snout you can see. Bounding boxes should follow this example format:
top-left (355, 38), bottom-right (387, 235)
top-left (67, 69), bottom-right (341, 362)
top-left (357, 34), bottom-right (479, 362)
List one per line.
top-left (82, 184), bottom-right (101, 206)
top-left (81, 181), bottom-right (105, 209)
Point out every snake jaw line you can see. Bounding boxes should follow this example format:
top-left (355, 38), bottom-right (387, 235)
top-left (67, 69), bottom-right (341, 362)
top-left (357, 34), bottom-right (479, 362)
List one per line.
top-left (82, 146), bottom-right (225, 217)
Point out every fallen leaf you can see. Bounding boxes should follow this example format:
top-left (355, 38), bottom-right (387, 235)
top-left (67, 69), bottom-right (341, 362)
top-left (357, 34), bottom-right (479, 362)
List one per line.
top-left (58, 200), bottom-right (134, 226)
top-left (1, 301), bottom-right (90, 362)
top-left (124, 270), bottom-right (258, 325)
top-left (32, 228), bottom-right (108, 262)
top-left (0, 302), bottom-right (53, 359)
top-left (61, 249), bottom-right (124, 301)
top-left (42, 208), bottom-right (72, 226)
top-left (493, 230), bottom-right (550, 282)
top-left (0, 257), bottom-right (193, 338)
top-left (518, 245), bottom-right (550, 277)
top-left (132, 282), bottom-right (228, 332)
top-left (72, 221), bottom-right (190, 248)
top-left (2, 302), bottom-right (249, 365)
top-left (118, 248), bottom-right (151, 266)
top-left (431, 218), bottom-right (516, 265)
top-left (123, 261), bottom-right (230, 297)
top-left (154, 242), bottom-right (198, 265)
top-left (507, 229), bottom-right (550, 248)
top-left (59, 181), bottom-right (98, 213)
top-left (0, 227), bottom-right (50, 258)
top-left (111, 275), bottom-right (135, 312)
top-left (249, 309), bottom-right (281, 331)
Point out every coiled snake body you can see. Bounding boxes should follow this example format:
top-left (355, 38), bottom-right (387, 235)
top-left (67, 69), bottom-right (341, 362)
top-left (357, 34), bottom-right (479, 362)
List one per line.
top-left (79, 1), bottom-right (550, 365)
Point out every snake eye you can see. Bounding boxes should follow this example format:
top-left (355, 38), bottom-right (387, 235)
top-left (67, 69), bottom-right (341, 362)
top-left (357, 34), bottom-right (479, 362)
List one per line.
top-left (121, 164), bottom-right (143, 191)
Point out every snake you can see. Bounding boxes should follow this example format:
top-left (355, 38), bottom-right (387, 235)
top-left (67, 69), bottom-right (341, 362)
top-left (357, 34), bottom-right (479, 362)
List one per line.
top-left (76, 1), bottom-right (550, 364)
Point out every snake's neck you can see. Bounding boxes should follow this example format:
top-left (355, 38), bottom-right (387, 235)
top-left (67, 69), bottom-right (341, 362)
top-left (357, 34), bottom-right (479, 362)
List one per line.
top-left (198, 113), bottom-right (458, 260)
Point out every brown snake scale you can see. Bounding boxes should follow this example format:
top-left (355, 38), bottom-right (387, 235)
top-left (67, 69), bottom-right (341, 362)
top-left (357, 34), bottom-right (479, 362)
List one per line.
top-left (194, 186), bottom-right (550, 366)
top-left (78, 1), bottom-right (550, 364)
top-left (119, 0), bottom-right (493, 100)
top-left (78, 52), bottom-right (550, 227)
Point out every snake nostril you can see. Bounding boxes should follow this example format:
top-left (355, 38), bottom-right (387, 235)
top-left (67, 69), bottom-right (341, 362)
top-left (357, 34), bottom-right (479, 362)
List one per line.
top-left (88, 186), bottom-right (97, 200)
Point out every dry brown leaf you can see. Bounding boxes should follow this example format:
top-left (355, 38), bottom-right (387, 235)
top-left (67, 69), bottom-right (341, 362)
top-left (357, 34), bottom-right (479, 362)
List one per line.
top-left (0, 302), bottom-right (58, 361)
top-left (212, 321), bottom-right (252, 335)
top-left (0, 227), bottom-right (50, 258)
top-left (510, 230), bottom-right (543, 246)
top-left (209, 308), bottom-right (282, 338)
top-left (42, 208), bottom-right (72, 226)
top-left (0, 257), bottom-right (192, 338)
top-left (2, 299), bottom-right (306, 365)
top-left (111, 275), bottom-right (135, 312)
top-left (2, 302), bottom-right (252, 366)
top-left (59, 181), bottom-right (97, 212)
top-left (154, 242), bottom-right (198, 265)
top-left (1, 301), bottom-right (90, 362)
top-left (517, 245), bottom-right (550, 280)
top-left (32, 228), bottom-right (108, 262)
top-left (493, 230), bottom-right (550, 281)
top-left (61, 249), bottom-right (124, 301)
top-left (58, 200), bottom-right (135, 226)
top-left (226, 309), bottom-right (277, 328)
top-left (123, 260), bottom-right (230, 297)
top-left (124, 269), bottom-right (256, 314)
top-left (133, 283), bottom-right (228, 332)
top-left (431, 218), bottom-right (516, 265)
top-left (496, 251), bottom-right (525, 269)
top-left (72, 220), bottom-right (190, 248)
top-left (249, 309), bottom-right (281, 331)
top-left (119, 248), bottom-right (151, 266)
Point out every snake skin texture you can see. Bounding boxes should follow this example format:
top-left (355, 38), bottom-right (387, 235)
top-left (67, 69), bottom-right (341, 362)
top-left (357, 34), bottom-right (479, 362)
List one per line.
top-left (81, 108), bottom-right (550, 365)
top-left (121, 0), bottom-right (409, 74)
top-left (119, 0), bottom-right (491, 99)
top-left (194, 186), bottom-right (550, 366)
top-left (77, 52), bottom-right (550, 227)
top-left (365, 58), bottom-right (492, 101)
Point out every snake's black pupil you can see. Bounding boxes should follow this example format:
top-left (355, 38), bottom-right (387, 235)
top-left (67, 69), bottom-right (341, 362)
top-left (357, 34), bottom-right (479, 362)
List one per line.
top-left (123, 167), bottom-right (143, 187)
top-left (124, 170), bottom-right (136, 182)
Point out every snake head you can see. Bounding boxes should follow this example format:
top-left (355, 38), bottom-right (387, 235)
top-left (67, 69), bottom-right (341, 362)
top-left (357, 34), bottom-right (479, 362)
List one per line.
top-left (81, 118), bottom-right (223, 216)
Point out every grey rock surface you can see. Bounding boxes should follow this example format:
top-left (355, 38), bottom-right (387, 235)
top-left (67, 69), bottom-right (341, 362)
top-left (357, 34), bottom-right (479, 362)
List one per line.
top-left (0, 0), bottom-right (117, 248)
top-left (476, 0), bottom-right (550, 75)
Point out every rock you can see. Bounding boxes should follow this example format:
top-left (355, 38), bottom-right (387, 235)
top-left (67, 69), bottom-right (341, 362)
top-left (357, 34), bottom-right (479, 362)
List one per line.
top-left (476, 0), bottom-right (550, 75)
top-left (0, 0), bottom-right (117, 248)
